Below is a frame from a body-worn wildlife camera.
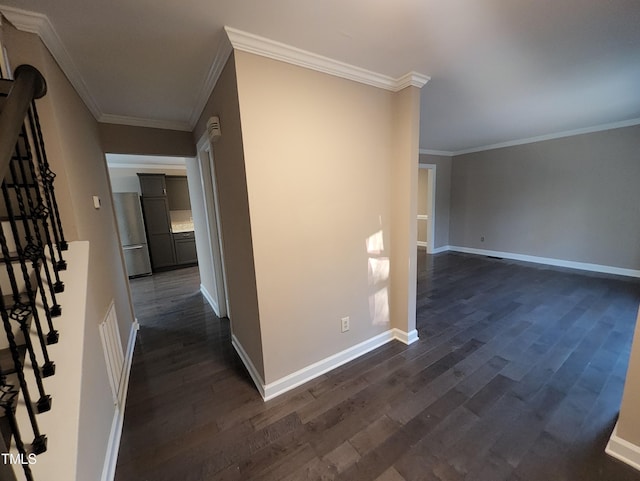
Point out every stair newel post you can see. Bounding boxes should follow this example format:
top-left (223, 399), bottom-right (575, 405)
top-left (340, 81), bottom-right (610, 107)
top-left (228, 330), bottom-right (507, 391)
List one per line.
top-left (25, 103), bottom-right (67, 254)
top-left (0, 291), bottom-right (47, 455)
top-left (0, 221), bottom-right (52, 411)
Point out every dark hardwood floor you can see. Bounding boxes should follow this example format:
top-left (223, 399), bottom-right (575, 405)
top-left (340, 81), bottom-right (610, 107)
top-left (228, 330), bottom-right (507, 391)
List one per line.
top-left (115, 252), bottom-right (640, 481)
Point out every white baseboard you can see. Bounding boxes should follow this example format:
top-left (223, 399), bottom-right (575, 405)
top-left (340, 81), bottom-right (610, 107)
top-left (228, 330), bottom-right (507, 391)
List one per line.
top-left (417, 241), bottom-right (428, 248)
top-left (606, 422), bottom-right (640, 472)
top-left (200, 283), bottom-right (220, 316)
top-left (262, 330), bottom-right (397, 401)
top-left (232, 328), bottom-right (420, 402)
top-left (231, 334), bottom-right (266, 398)
top-left (448, 246), bottom-right (640, 278)
top-left (431, 245), bottom-right (451, 254)
top-left (101, 320), bottom-right (139, 481)
top-left (393, 328), bottom-right (419, 345)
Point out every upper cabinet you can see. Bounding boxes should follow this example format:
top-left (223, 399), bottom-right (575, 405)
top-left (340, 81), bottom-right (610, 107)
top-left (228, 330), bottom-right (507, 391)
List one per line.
top-left (166, 176), bottom-right (191, 211)
top-left (138, 173), bottom-right (166, 197)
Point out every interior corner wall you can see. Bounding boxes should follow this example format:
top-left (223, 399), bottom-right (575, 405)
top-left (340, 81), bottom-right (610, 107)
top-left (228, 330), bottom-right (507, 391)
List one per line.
top-left (234, 50), bottom-right (402, 384)
top-left (419, 154), bottom-right (452, 249)
top-left (99, 122), bottom-right (197, 157)
top-left (4, 25), bottom-right (135, 481)
top-left (193, 52), bottom-right (265, 381)
top-left (389, 86), bottom-right (421, 335)
top-left (449, 125), bottom-right (640, 270)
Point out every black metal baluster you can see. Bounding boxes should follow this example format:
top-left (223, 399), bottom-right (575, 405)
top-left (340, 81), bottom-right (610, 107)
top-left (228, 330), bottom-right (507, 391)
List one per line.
top-left (0, 222), bottom-right (53, 410)
top-left (13, 130), bottom-right (64, 293)
top-left (0, 291), bottom-right (47, 455)
top-left (26, 103), bottom-right (67, 253)
top-left (0, 384), bottom-right (34, 481)
top-left (2, 146), bottom-right (60, 348)
top-left (5, 156), bottom-right (62, 322)
top-left (25, 108), bottom-right (66, 272)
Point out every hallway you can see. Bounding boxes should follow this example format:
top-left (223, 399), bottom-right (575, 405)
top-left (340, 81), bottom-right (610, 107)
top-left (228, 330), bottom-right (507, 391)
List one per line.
top-left (115, 255), bottom-right (640, 480)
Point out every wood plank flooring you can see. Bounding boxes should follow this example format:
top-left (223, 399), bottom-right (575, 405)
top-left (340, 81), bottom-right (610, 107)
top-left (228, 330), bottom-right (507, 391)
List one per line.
top-left (115, 252), bottom-right (640, 481)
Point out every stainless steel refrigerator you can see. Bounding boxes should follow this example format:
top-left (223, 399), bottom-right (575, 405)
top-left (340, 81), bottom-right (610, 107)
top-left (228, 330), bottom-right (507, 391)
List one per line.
top-left (113, 192), bottom-right (152, 277)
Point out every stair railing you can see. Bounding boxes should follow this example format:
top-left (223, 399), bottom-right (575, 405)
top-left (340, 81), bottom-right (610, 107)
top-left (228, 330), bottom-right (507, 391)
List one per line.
top-left (0, 64), bottom-right (68, 481)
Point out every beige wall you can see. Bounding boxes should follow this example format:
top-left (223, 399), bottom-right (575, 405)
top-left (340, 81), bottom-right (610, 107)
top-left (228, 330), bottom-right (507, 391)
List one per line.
top-left (419, 154), bottom-right (452, 249)
top-left (617, 305), bottom-right (640, 446)
top-left (389, 86), bottom-right (421, 337)
top-left (5, 25), bottom-right (134, 481)
top-left (194, 53), bottom-right (265, 380)
top-left (449, 125), bottom-right (640, 270)
top-left (99, 123), bottom-right (196, 157)
top-left (234, 51), bottom-right (420, 383)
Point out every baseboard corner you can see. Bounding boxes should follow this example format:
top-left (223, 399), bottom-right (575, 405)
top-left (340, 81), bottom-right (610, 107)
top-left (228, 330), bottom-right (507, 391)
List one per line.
top-left (606, 422), bottom-right (640, 472)
top-left (393, 328), bottom-right (419, 345)
top-left (231, 334), bottom-right (267, 400)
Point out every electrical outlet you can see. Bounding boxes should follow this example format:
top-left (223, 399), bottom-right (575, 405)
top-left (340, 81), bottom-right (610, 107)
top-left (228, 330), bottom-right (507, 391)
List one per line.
top-left (480, 236), bottom-right (485, 242)
top-left (341, 316), bottom-right (350, 333)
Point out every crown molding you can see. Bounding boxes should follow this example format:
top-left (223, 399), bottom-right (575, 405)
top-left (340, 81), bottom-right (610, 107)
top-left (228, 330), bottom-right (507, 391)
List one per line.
top-left (451, 117), bottom-right (640, 156)
top-left (419, 149), bottom-right (454, 157)
top-left (188, 31), bottom-right (233, 128)
top-left (1, 4), bottom-right (102, 119)
top-left (224, 26), bottom-right (429, 93)
top-left (395, 71), bottom-right (430, 90)
top-left (98, 113), bottom-right (191, 132)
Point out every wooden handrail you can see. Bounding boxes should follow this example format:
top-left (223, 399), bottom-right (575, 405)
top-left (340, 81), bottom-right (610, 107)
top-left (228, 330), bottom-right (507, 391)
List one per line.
top-left (0, 64), bottom-right (46, 184)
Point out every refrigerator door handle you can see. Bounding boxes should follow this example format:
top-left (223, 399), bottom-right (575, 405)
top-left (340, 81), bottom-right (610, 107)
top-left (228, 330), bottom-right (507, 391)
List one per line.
top-left (123, 245), bottom-right (144, 250)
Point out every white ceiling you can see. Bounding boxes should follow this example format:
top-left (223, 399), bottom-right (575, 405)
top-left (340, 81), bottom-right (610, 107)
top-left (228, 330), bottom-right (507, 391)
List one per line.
top-left (2, 0), bottom-right (639, 153)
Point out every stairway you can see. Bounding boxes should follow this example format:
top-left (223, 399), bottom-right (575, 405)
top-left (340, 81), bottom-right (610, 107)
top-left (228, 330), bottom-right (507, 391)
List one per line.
top-left (0, 64), bottom-right (69, 481)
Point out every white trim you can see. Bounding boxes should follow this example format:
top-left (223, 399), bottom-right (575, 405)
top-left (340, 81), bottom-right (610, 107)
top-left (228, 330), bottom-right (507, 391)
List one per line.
top-left (449, 245), bottom-right (640, 278)
top-left (262, 330), bottom-right (398, 401)
top-left (419, 118), bottom-right (640, 157)
top-left (101, 320), bottom-right (139, 481)
top-left (451, 118), bottom-right (640, 156)
top-left (417, 214), bottom-right (429, 221)
top-left (196, 132), bottom-right (230, 318)
top-left (98, 113), bottom-right (191, 132)
top-left (606, 422), bottom-right (640, 472)
top-left (419, 149), bottom-right (454, 157)
top-left (188, 32), bottom-right (233, 127)
top-left (1, 4), bottom-right (102, 118)
top-left (418, 164), bottom-right (437, 254)
top-left (233, 329), bottom-right (421, 402)
top-left (393, 328), bottom-right (419, 345)
top-left (224, 26), bottom-right (429, 93)
top-left (200, 283), bottom-right (220, 316)
top-left (431, 245), bottom-right (451, 254)
top-left (417, 241), bottom-right (428, 248)
top-left (231, 334), bottom-right (266, 398)
top-left (107, 162), bottom-right (187, 170)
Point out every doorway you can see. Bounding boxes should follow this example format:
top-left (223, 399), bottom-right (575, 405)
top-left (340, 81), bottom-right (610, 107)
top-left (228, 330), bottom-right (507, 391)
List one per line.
top-left (194, 133), bottom-right (229, 319)
top-left (417, 164), bottom-right (436, 254)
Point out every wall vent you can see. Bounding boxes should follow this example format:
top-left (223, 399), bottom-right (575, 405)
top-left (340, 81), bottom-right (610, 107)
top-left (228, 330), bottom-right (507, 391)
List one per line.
top-left (99, 302), bottom-right (124, 405)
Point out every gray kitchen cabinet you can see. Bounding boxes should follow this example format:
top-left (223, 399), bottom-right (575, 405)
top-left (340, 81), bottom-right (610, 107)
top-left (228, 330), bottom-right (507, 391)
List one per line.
top-left (138, 173), bottom-right (177, 270)
top-left (166, 176), bottom-right (191, 211)
top-left (138, 173), bottom-right (166, 197)
top-left (141, 197), bottom-right (176, 269)
top-left (173, 231), bottom-right (197, 265)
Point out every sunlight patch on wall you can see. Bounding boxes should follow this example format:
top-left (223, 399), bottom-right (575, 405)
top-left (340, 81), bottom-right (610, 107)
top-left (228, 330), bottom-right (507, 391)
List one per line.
top-left (367, 229), bottom-right (390, 326)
